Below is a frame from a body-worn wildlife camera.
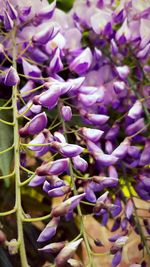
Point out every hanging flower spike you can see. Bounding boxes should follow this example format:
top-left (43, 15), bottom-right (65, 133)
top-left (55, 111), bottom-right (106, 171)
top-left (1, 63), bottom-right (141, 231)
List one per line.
top-left (55, 238), bottom-right (83, 267)
top-left (4, 66), bottom-right (20, 86)
top-left (37, 217), bottom-right (60, 242)
top-left (36, 158), bottom-right (69, 176)
top-left (19, 112), bottom-right (47, 137)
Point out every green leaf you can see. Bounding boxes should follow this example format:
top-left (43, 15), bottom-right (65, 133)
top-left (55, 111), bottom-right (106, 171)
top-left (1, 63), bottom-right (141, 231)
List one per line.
top-left (48, 0), bottom-right (75, 12)
top-left (0, 110), bottom-right (13, 187)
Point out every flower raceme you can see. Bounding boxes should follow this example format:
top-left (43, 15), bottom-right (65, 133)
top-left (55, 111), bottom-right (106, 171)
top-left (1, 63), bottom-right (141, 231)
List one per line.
top-left (0, 0), bottom-right (150, 267)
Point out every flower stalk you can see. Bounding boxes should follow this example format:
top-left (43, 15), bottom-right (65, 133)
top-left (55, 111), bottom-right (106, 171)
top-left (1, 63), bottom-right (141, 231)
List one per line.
top-left (12, 26), bottom-right (30, 267)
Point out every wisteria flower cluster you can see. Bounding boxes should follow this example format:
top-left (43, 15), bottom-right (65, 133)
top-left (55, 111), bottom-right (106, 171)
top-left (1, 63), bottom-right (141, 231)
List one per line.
top-left (0, 0), bottom-right (150, 266)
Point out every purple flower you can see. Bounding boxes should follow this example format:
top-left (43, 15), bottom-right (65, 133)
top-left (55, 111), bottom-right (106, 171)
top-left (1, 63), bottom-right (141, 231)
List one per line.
top-left (116, 65), bottom-right (130, 80)
top-left (112, 250), bottom-right (122, 267)
top-left (6, 1), bottom-right (18, 20)
top-left (4, 67), bottom-right (20, 86)
top-left (51, 193), bottom-right (85, 217)
top-left (126, 118), bottom-right (145, 136)
top-left (72, 156), bottom-right (88, 172)
top-left (32, 23), bottom-right (58, 44)
top-left (55, 238), bottom-right (83, 267)
top-left (128, 100), bottom-right (142, 120)
top-left (36, 158), bottom-right (69, 176)
top-left (19, 112), bottom-right (47, 137)
top-left (86, 114), bottom-right (109, 125)
top-left (59, 144), bottom-right (83, 158)
top-left (82, 127), bottom-right (104, 142)
top-left (37, 217), bottom-right (59, 242)
top-left (34, 85), bottom-right (61, 110)
top-left (112, 138), bottom-right (130, 160)
top-left (29, 175), bottom-right (46, 187)
top-left (49, 48), bottom-right (63, 73)
top-left (139, 140), bottom-right (150, 166)
top-left (22, 59), bottom-right (42, 78)
top-left (4, 10), bottom-right (13, 31)
top-left (61, 106), bottom-right (72, 121)
top-left (69, 48), bottom-right (92, 74)
top-left (113, 81), bottom-right (126, 94)
top-left (35, 0), bottom-right (56, 22)
top-left (48, 185), bottom-right (71, 197)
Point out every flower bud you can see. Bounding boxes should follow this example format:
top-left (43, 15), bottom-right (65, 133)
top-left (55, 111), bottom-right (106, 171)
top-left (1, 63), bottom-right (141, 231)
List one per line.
top-left (29, 175), bottom-right (46, 187)
top-left (61, 106), bottom-right (72, 121)
top-left (34, 85), bottom-right (61, 110)
top-left (55, 238), bottom-right (83, 267)
top-left (38, 241), bottom-right (65, 253)
top-left (4, 11), bottom-right (13, 31)
top-left (22, 59), bottom-right (41, 78)
top-left (112, 138), bottom-right (130, 159)
top-left (37, 217), bottom-right (60, 242)
top-left (139, 140), bottom-right (150, 166)
top-left (33, 23), bottom-right (58, 44)
top-left (6, 1), bottom-right (18, 20)
top-left (116, 65), bottom-right (130, 80)
top-left (48, 185), bottom-right (71, 197)
top-left (28, 132), bottom-right (46, 151)
top-left (19, 112), bottom-right (47, 137)
top-left (82, 127), bottom-right (104, 142)
top-left (60, 144), bottom-right (83, 158)
top-left (125, 199), bottom-right (134, 220)
top-left (49, 48), bottom-right (63, 73)
top-left (51, 193), bottom-right (85, 217)
top-left (112, 250), bottom-right (122, 267)
top-left (36, 158), bottom-right (69, 176)
top-left (87, 113), bottom-right (109, 125)
top-left (4, 66), bottom-right (20, 86)
top-left (128, 100), bottom-right (142, 120)
top-left (72, 156), bottom-right (88, 172)
top-left (35, 0), bottom-right (56, 22)
top-left (113, 81), bottom-right (126, 94)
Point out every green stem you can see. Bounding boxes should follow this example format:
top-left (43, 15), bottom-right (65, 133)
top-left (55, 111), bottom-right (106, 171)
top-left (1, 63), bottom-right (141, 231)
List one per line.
top-left (23, 214), bottom-right (51, 222)
top-left (0, 207), bottom-right (16, 216)
top-left (12, 27), bottom-right (30, 267)
top-left (0, 170), bottom-right (15, 180)
top-left (0, 144), bottom-right (14, 155)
